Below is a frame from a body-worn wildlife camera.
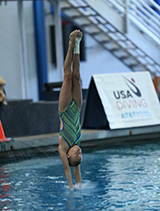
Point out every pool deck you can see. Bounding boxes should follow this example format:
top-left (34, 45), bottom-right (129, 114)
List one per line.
top-left (0, 125), bottom-right (160, 158)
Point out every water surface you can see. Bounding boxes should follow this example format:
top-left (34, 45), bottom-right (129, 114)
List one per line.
top-left (1, 141), bottom-right (160, 210)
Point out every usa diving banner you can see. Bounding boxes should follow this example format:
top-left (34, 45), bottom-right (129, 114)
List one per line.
top-left (83, 72), bottom-right (160, 129)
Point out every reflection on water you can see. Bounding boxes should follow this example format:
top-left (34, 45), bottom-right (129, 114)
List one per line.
top-left (0, 167), bottom-right (11, 210)
top-left (0, 141), bottom-right (160, 210)
top-left (65, 190), bottom-right (83, 210)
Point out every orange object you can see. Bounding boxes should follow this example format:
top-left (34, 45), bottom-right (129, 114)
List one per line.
top-left (153, 76), bottom-right (159, 94)
top-left (0, 120), bottom-right (11, 142)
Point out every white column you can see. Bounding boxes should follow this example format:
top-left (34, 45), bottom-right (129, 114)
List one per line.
top-left (51, 0), bottom-right (64, 81)
top-left (17, 0), bottom-right (28, 99)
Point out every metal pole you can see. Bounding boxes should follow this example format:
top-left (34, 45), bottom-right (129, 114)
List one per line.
top-left (52, 0), bottom-right (64, 81)
top-left (17, 0), bottom-right (28, 99)
top-left (124, 0), bottom-right (129, 34)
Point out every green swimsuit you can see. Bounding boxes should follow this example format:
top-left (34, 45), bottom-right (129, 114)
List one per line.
top-left (58, 100), bottom-right (81, 147)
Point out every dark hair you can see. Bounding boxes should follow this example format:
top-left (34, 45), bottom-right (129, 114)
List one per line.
top-left (68, 156), bottom-right (82, 167)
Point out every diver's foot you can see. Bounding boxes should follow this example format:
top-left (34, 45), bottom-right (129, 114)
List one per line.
top-left (69, 30), bottom-right (78, 48)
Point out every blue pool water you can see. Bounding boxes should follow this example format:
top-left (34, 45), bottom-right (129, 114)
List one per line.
top-left (1, 141), bottom-right (160, 210)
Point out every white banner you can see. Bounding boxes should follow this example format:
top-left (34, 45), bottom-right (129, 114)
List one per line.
top-left (93, 72), bottom-right (160, 129)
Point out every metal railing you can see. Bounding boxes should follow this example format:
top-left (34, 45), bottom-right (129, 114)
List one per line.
top-left (104, 0), bottom-right (160, 45)
top-left (59, 0), bottom-right (160, 73)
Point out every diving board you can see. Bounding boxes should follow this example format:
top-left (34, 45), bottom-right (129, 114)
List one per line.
top-left (83, 72), bottom-right (160, 129)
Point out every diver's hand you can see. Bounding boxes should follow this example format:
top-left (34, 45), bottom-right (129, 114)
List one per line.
top-left (70, 183), bottom-right (81, 191)
top-left (74, 183), bottom-right (81, 190)
top-left (69, 184), bottom-right (75, 191)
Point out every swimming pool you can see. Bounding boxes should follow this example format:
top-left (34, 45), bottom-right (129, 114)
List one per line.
top-left (1, 140), bottom-right (160, 210)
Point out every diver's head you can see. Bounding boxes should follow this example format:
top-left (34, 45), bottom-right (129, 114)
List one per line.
top-left (67, 145), bottom-right (82, 167)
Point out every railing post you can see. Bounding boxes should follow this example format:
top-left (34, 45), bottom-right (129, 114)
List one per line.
top-left (124, 0), bottom-right (129, 33)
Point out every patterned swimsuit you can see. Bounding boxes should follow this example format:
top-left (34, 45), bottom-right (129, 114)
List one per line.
top-left (58, 101), bottom-right (81, 147)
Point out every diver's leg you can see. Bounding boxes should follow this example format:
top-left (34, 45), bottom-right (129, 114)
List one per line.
top-left (58, 30), bottom-right (78, 112)
top-left (72, 30), bottom-right (83, 110)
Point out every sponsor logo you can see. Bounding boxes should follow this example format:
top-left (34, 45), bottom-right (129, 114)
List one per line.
top-left (113, 77), bottom-right (149, 118)
top-left (113, 77), bottom-right (141, 99)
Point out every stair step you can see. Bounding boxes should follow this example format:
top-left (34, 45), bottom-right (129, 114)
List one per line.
top-left (62, 8), bottom-right (81, 17)
top-left (94, 33), bottom-right (110, 42)
top-left (100, 40), bottom-right (111, 45)
top-left (137, 57), bottom-right (147, 65)
top-left (123, 57), bottom-right (138, 66)
top-left (115, 32), bottom-right (126, 41)
top-left (61, 0), bottom-right (160, 75)
top-left (129, 64), bottom-right (145, 72)
top-left (96, 16), bottom-right (107, 24)
top-left (80, 23), bottom-right (95, 27)
top-left (110, 47), bottom-right (120, 52)
top-left (67, 0), bottom-right (87, 7)
top-left (127, 49), bottom-right (139, 57)
top-left (105, 43), bottom-right (119, 50)
top-left (78, 7), bottom-right (97, 16)
top-left (83, 25), bottom-right (100, 34)
top-left (120, 56), bottom-right (129, 60)
top-left (105, 24), bottom-right (116, 32)
top-left (88, 15), bottom-right (99, 24)
top-left (125, 40), bottom-right (135, 48)
top-left (135, 49), bottom-right (146, 57)
top-left (117, 40), bottom-right (135, 49)
top-left (97, 24), bottom-right (109, 33)
top-left (89, 31), bottom-right (102, 37)
top-left (113, 49), bottom-right (129, 58)
top-left (73, 17), bottom-right (91, 26)
top-left (76, 0), bottom-right (88, 7)
top-left (108, 32), bottom-right (119, 41)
